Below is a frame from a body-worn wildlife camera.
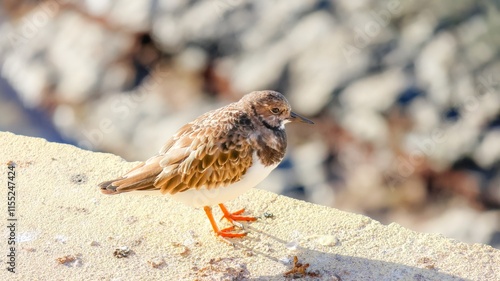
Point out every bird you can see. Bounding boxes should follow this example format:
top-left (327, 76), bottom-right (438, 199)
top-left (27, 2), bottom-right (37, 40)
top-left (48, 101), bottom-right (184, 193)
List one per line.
top-left (99, 90), bottom-right (314, 238)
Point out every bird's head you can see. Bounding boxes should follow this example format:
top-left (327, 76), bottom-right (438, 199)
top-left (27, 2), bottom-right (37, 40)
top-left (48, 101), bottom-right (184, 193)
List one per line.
top-left (242, 90), bottom-right (314, 130)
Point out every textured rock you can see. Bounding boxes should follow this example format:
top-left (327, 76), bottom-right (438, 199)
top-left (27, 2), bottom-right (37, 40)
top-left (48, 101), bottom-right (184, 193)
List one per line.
top-left (1, 132), bottom-right (499, 280)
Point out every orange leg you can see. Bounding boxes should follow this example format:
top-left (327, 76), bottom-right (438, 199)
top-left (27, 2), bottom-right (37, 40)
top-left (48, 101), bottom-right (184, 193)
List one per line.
top-left (203, 206), bottom-right (247, 238)
top-left (218, 203), bottom-right (257, 223)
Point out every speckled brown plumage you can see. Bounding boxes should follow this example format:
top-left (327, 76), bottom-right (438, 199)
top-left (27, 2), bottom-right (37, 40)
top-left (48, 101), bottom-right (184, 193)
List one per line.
top-left (98, 90), bottom-right (313, 238)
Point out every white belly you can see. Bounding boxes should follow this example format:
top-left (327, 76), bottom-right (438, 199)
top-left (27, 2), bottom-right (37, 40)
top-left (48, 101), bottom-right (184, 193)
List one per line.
top-left (172, 154), bottom-right (277, 208)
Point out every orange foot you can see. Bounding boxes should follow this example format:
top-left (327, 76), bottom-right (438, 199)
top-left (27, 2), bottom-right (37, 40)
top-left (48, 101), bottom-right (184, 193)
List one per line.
top-left (203, 205), bottom-right (256, 238)
top-left (218, 204), bottom-right (257, 223)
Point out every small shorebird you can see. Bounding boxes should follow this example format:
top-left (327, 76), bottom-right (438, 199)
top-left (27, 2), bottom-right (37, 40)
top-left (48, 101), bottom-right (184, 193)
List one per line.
top-left (99, 90), bottom-right (313, 238)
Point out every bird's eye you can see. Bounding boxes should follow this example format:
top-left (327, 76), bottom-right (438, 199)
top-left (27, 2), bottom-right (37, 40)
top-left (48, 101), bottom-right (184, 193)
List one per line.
top-left (271, 108), bottom-right (280, 114)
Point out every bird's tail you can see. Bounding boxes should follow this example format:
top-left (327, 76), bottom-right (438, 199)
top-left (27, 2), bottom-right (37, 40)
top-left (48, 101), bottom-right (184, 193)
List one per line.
top-left (98, 179), bottom-right (122, 194)
top-left (98, 156), bottom-right (163, 195)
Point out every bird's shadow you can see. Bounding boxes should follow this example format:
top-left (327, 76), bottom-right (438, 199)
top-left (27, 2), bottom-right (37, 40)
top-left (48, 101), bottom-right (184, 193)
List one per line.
top-left (226, 225), bottom-right (469, 281)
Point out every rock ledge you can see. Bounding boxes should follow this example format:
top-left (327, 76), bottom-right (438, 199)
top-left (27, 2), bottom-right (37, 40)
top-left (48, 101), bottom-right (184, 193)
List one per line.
top-left (1, 132), bottom-right (498, 280)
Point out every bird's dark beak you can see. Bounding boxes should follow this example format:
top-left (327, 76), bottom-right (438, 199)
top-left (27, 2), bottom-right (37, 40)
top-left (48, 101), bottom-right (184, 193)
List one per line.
top-left (288, 111), bottom-right (314, 124)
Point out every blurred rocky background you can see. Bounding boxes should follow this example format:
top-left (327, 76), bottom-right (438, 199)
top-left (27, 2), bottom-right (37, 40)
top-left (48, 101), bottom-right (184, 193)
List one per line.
top-left (1, 0), bottom-right (499, 248)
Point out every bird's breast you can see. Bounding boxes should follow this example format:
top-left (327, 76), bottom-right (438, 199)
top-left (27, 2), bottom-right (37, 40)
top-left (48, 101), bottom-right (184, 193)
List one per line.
top-left (250, 129), bottom-right (287, 167)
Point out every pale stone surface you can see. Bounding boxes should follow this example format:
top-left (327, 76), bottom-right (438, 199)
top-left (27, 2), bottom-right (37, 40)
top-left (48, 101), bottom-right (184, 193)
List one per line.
top-left (0, 131), bottom-right (499, 280)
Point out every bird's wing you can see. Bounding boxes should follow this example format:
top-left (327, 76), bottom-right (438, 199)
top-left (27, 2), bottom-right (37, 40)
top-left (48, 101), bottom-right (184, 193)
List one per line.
top-left (99, 107), bottom-right (255, 195)
top-left (155, 109), bottom-right (254, 194)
